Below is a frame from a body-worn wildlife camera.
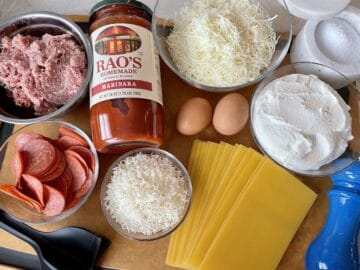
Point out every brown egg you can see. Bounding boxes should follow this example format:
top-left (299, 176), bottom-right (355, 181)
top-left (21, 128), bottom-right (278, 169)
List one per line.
top-left (176, 97), bottom-right (212, 135)
top-left (213, 93), bottom-right (249, 136)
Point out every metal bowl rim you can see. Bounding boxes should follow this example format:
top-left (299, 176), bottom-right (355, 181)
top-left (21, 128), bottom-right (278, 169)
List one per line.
top-left (0, 11), bottom-right (93, 124)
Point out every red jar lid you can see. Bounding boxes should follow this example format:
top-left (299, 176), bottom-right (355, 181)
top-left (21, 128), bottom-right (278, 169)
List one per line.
top-left (90, 0), bottom-right (153, 18)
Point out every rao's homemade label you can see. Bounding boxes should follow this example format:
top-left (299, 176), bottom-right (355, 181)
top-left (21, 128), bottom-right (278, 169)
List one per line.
top-left (90, 23), bottom-right (162, 107)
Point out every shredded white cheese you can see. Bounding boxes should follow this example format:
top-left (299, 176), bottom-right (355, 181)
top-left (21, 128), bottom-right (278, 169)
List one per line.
top-left (105, 153), bottom-right (190, 235)
top-left (167, 0), bottom-right (277, 87)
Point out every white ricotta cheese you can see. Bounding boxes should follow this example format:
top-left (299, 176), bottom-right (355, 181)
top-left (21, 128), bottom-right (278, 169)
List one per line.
top-left (252, 74), bottom-right (353, 171)
top-left (104, 153), bottom-right (190, 235)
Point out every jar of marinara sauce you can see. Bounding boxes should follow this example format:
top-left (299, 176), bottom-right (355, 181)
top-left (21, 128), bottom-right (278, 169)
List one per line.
top-left (89, 0), bottom-right (163, 153)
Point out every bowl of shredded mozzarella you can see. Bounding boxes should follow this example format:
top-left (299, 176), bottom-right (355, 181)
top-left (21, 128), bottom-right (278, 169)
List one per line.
top-left (101, 148), bottom-right (192, 241)
top-left (152, 0), bottom-right (292, 92)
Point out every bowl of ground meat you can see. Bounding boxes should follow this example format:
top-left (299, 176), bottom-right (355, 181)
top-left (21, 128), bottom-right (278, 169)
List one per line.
top-left (0, 12), bottom-right (92, 124)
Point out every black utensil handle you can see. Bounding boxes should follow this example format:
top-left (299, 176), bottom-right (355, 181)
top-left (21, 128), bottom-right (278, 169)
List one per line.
top-left (0, 210), bottom-right (57, 270)
top-left (0, 210), bottom-right (42, 251)
top-left (0, 247), bottom-right (40, 270)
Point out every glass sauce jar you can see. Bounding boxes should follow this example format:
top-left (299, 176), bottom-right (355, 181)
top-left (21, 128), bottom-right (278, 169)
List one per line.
top-left (89, 0), bottom-right (163, 153)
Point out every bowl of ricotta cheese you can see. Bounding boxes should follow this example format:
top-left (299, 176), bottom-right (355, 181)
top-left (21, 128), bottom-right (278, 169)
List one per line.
top-left (250, 62), bottom-right (359, 176)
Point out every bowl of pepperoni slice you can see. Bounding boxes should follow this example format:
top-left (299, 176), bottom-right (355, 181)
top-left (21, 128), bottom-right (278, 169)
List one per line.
top-left (0, 120), bottom-right (98, 223)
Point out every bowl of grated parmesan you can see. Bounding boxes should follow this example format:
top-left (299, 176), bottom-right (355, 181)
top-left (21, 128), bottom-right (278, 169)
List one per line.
top-left (152, 0), bottom-right (292, 92)
top-left (101, 148), bottom-right (192, 240)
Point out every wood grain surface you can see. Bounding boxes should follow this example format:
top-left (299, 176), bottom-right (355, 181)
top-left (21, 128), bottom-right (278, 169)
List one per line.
top-left (0, 56), bottom-right (331, 270)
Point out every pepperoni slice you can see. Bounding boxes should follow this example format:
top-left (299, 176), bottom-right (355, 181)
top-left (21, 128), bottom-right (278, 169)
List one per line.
top-left (65, 193), bottom-right (80, 211)
top-left (68, 146), bottom-right (95, 171)
top-left (42, 185), bottom-right (66, 216)
top-left (38, 150), bottom-right (66, 182)
top-left (47, 176), bottom-right (67, 198)
top-left (74, 169), bottom-right (94, 200)
top-left (64, 149), bottom-right (89, 173)
top-left (60, 166), bottom-right (73, 191)
top-left (56, 136), bottom-right (87, 151)
top-left (15, 132), bottom-right (43, 150)
top-left (65, 170), bottom-right (94, 210)
top-left (23, 139), bottom-right (56, 176)
top-left (65, 154), bottom-right (87, 192)
top-left (37, 148), bottom-right (60, 177)
top-left (0, 184), bottom-right (42, 211)
top-left (11, 150), bottom-right (24, 187)
top-left (20, 174), bottom-right (45, 206)
top-left (58, 125), bottom-right (88, 147)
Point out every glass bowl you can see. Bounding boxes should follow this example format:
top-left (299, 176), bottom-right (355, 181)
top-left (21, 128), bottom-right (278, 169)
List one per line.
top-left (250, 62), bottom-right (360, 176)
top-left (0, 12), bottom-right (93, 124)
top-left (101, 147), bottom-right (192, 241)
top-left (152, 0), bottom-right (292, 92)
top-left (0, 120), bottom-right (99, 224)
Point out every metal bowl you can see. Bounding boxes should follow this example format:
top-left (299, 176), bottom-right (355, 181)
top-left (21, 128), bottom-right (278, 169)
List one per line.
top-left (0, 12), bottom-right (93, 124)
top-left (152, 0), bottom-right (292, 92)
top-left (101, 147), bottom-right (192, 241)
top-left (0, 120), bottom-right (99, 224)
top-left (250, 62), bottom-right (360, 176)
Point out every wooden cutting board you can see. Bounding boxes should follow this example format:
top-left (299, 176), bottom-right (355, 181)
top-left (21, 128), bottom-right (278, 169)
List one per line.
top-left (0, 55), bottom-right (331, 270)
top-left (0, 15), bottom-right (331, 270)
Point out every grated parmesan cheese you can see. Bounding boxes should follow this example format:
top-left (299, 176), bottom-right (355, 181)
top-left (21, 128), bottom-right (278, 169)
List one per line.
top-left (167, 0), bottom-right (277, 87)
top-left (104, 153), bottom-right (190, 235)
